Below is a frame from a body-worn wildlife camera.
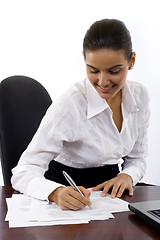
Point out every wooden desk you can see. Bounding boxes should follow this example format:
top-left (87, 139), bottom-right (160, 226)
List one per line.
top-left (0, 186), bottom-right (160, 240)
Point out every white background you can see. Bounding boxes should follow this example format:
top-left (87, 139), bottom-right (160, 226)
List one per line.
top-left (0, 0), bottom-right (160, 186)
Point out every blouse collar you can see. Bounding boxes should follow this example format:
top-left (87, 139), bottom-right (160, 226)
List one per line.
top-left (86, 78), bottom-right (139, 119)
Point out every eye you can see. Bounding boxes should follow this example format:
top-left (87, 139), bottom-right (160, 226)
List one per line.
top-left (88, 67), bottom-right (99, 74)
top-left (90, 70), bottom-right (99, 74)
top-left (109, 70), bottom-right (121, 75)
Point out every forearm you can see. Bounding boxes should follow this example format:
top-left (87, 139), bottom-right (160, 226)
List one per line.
top-left (121, 156), bottom-right (147, 186)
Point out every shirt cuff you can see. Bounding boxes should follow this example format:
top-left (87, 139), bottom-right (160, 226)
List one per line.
top-left (120, 168), bottom-right (141, 186)
top-left (26, 177), bottom-right (65, 201)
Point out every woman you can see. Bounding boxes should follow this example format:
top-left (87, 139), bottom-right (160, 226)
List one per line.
top-left (11, 19), bottom-right (150, 210)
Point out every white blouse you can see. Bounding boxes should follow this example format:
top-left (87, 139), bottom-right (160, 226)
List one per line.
top-left (11, 78), bottom-right (150, 201)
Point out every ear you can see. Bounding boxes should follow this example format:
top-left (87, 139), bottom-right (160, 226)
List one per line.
top-left (128, 52), bottom-right (136, 70)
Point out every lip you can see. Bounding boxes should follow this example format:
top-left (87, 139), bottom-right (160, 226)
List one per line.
top-left (98, 85), bottom-right (115, 93)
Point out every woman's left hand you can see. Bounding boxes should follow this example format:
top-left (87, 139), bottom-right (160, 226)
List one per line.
top-left (92, 173), bottom-right (133, 198)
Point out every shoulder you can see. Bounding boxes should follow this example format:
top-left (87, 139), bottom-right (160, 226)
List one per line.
top-left (46, 79), bottom-right (87, 119)
top-left (127, 80), bottom-right (150, 107)
top-left (127, 80), bottom-right (149, 95)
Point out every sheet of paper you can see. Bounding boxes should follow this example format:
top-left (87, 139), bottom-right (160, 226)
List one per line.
top-left (9, 219), bottom-right (89, 228)
top-left (5, 189), bottom-right (129, 228)
top-left (5, 195), bottom-right (33, 221)
top-left (89, 189), bottom-right (129, 213)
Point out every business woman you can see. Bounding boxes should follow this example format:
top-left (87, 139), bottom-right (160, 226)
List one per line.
top-left (11, 18), bottom-right (150, 211)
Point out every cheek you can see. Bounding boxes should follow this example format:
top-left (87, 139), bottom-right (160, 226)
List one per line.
top-left (87, 73), bottom-right (97, 83)
top-left (113, 72), bottom-right (127, 84)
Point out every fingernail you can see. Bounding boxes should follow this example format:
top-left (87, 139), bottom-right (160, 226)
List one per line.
top-left (88, 201), bottom-right (91, 206)
top-left (102, 192), bottom-right (105, 197)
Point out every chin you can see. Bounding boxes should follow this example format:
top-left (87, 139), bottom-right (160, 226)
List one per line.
top-left (99, 93), bottom-right (111, 100)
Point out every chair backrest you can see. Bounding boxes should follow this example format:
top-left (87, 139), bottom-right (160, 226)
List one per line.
top-left (0, 75), bottom-right (52, 186)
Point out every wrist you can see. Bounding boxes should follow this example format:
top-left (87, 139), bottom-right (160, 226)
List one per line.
top-left (48, 186), bottom-right (65, 203)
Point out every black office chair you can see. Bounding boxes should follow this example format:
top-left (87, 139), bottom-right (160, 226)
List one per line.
top-left (0, 75), bottom-right (52, 186)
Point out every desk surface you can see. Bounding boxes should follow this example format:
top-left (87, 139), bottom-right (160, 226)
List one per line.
top-left (0, 186), bottom-right (160, 240)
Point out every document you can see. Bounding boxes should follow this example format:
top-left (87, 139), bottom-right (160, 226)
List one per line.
top-left (5, 189), bottom-right (129, 228)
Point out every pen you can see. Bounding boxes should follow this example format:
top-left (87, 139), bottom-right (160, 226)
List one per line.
top-left (62, 171), bottom-right (92, 209)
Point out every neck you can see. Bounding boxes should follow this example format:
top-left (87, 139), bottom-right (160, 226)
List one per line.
top-left (106, 90), bottom-right (122, 107)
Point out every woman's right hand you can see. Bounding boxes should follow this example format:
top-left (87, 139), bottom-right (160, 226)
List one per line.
top-left (48, 186), bottom-right (91, 210)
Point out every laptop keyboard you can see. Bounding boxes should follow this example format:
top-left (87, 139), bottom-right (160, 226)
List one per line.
top-left (148, 209), bottom-right (160, 220)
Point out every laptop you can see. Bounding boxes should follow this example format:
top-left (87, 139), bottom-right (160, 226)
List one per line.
top-left (128, 200), bottom-right (160, 231)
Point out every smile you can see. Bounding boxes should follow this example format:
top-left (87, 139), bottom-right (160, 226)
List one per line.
top-left (98, 84), bottom-right (115, 93)
top-left (100, 86), bottom-right (112, 90)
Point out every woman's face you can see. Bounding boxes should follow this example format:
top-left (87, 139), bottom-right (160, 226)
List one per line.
top-left (85, 49), bottom-right (135, 102)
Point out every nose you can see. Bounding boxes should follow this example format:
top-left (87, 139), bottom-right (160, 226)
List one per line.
top-left (98, 72), bottom-right (111, 87)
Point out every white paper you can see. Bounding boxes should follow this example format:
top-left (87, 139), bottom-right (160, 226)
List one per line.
top-left (5, 189), bottom-right (129, 228)
top-left (9, 219), bottom-right (89, 228)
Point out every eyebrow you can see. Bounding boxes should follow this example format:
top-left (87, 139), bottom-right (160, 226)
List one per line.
top-left (86, 64), bottom-right (123, 70)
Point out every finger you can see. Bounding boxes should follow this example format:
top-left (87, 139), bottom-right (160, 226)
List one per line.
top-left (59, 190), bottom-right (86, 210)
top-left (79, 186), bottom-right (91, 199)
top-left (92, 182), bottom-right (106, 191)
top-left (78, 187), bottom-right (92, 206)
top-left (69, 188), bottom-right (91, 206)
top-left (116, 185), bottom-right (126, 198)
top-left (128, 186), bottom-right (134, 196)
top-left (60, 204), bottom-right (74, 211)
top-left (60, 199), bottom-right (80, 211)
top-left (102, 182), bottom-right (114, 197)
top-left (110, 183), bottom-right (121, 198)
top-left (115, 184), bottom-right (134, 198)
top-left (66, 194), bottom-right (86, 209)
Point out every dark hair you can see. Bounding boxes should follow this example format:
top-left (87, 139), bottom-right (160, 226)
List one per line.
top-left (83, 19), bottom-right (132, 62)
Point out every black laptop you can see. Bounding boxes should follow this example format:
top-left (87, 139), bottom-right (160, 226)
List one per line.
top-left (128, 200), bottom-right (160, 231)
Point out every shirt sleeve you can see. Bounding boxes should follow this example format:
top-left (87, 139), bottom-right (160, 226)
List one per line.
top-left (121, 86), bottom-right (150, 186)
top-left (11, 96), bottom-right (77, 201)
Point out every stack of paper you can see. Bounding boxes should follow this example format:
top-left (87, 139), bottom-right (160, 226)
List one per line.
top-left (5, 189), bottom-right (129, 228)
